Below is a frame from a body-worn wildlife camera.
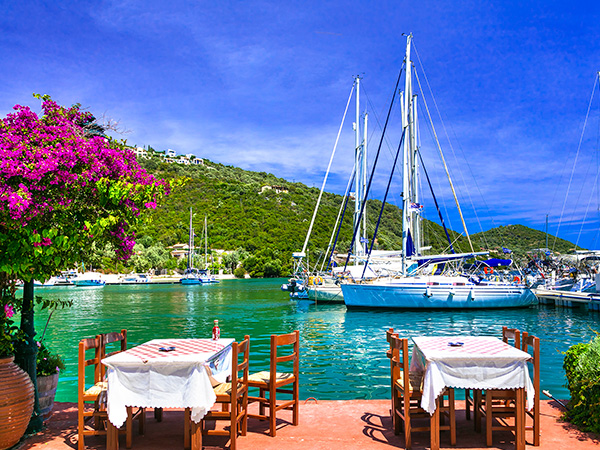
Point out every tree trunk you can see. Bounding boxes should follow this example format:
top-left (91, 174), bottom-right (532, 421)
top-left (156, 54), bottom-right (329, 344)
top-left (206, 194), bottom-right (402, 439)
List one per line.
top-left (14, 280), bottom-right (43, 433)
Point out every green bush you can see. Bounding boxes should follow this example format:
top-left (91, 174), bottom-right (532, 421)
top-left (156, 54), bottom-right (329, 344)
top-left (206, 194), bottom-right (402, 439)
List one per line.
top-left (563, 335), bottom-right (600, 433)
top-left (36, 342), bottom-right (65, 377)
top-left (233, 267), bottom-right (246, 278)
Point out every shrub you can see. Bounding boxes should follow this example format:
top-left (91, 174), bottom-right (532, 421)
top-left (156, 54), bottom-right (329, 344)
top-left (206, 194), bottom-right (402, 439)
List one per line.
top-left (36, 342), bottom-right (65, 377)
top-left (233, 267), bottom-right (246, 278)
top-left (563, 335), bottom-right (600, 433)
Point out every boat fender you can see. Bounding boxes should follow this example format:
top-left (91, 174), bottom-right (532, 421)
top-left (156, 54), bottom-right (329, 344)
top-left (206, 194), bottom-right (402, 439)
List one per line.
top-left (424, 286), bottom-right (433, 298)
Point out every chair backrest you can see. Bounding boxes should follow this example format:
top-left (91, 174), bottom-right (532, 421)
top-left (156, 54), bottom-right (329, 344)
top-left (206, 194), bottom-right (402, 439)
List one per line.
top-left (100, 329), bottom-right (127, 378)
top-left (78, 336), bottom-right (102, 397)
top-left (231, 335), bottom-right (250, 399)
top-left (521, 332), bottom-right (540, 397)
top-left (390, 335), bottom-right (410, 393)
top-left (386, 328), bottom-right (400, 380)
top-left (502, 326), bottom-right (521, 349)
top-left (270, 330), bottom-right (299, 379)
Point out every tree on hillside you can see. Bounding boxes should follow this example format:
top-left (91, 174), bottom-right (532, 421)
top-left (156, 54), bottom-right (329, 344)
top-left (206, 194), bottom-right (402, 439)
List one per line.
top-left (0, 95), bottom-right (171, 431)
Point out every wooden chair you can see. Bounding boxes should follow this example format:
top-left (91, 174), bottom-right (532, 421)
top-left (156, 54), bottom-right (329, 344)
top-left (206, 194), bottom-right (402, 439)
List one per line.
top-left (386, 328), bottom-right (399, 414)
top-left (388, 335), bottom-right (456, 449)
top-left (477, 327), bottom-right (527, 446)
top-left (472, 327), bottom-right (521, 430)
top-left (77, 335), bottom-right (109, 450)
top-left (522, 332), bottom-right (540, 446)
top-left (248, 330), bottom-right (300, 437)
top-left (189, 335), bottom-right (250, 450)
top-left (100, 329), bottom-right (146, 443)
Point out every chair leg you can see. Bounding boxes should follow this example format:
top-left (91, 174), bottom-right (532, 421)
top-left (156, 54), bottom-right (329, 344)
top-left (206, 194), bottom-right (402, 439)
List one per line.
top-left (230, 404), bottom-right (237, 450)
top-left (404, 399), bottom-right (411, 449)
top-left (259, 388), bottom-right (266, 417)
top-left (293, 379), bottom-right (299, 426)
top-left (269, 384), bottom-right (277, 437)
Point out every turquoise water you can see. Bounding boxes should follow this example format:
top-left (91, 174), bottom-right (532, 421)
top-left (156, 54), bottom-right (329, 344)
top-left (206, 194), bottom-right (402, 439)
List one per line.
top-left (28, 278), bottom-right (599, 403)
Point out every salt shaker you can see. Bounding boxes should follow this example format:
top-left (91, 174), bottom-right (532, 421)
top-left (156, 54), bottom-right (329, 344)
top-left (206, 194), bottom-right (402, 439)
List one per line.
top-left (212, 319), bottom-right (220, 340)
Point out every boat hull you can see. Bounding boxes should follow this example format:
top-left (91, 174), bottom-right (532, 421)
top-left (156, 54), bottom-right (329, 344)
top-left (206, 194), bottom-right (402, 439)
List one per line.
top-left (341, 281), bottom-right (537, 309)
top-left (181, 278), bottom-right (202, 285)
top-left (307, 285), bottom-right (344, 303)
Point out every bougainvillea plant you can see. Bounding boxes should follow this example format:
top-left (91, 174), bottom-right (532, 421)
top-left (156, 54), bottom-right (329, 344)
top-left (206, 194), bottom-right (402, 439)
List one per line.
top-left (0, 94), bottom-right (171, 352)
top-left (0, 95), bottom-right (171, 281)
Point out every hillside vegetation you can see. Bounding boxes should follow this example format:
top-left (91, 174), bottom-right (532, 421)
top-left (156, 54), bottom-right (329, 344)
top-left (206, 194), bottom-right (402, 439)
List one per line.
top-left (131, 158), bottom-right (579, 276)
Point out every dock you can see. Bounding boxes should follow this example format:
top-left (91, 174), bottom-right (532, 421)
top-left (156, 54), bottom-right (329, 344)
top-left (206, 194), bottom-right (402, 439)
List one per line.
top-left (534, 288), bottom-right (600, 311)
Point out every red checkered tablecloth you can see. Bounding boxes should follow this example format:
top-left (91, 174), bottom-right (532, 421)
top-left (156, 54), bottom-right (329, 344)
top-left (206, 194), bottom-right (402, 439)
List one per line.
top-left (414, 335), bottom-right (510, 355)
top-left (125, 339), bottom-right (226, 361)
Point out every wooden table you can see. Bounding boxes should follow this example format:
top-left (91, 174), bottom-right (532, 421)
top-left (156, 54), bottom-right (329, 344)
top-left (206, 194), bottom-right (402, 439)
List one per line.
top-left (411, 336), bottom-right (534, 450)
top-left (102, 338), bottom-right (234, 450)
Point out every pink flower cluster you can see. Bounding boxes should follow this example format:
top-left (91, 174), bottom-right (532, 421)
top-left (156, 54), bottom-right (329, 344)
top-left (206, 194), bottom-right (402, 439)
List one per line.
top-left (0, 97), bottom-right (170, 261)
top-left (4, 304), bottom-right (14, 319)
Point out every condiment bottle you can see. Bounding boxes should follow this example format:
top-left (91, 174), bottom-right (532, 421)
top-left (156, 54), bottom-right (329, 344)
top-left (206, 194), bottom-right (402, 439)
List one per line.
top-left (212, 319), bottom-right (220, 340)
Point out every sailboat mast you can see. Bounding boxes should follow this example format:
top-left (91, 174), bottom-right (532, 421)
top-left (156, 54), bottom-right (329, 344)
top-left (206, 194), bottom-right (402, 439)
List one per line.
top-left (362, 108), bottom-right (368, 252)
top-left (401, 34), bottom-right (413, 274)
top-left (354, 75), bottom-right (364, 259)
top-left (188, 207), bottom-right (193, 269)
top-left (204, 215), bottom-right (208, 270)
top-left (411, 93), bottom-right (421, 254)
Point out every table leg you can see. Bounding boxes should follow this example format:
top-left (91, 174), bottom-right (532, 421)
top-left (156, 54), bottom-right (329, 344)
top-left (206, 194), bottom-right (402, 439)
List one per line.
top-left (515, 388), bottom-right (525, 450)
top-left (191, 418), bottom-right (202, 450)
top-left (184, 408), bottom-right (191, 450)
top-left (430, 397), bottom-right (440, 450)
top-left (107, 420), bottom-right (119, 450)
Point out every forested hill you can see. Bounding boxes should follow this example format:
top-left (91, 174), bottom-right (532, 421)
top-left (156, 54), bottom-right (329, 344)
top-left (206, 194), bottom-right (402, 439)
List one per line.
top-left (136, 158), bottom-right (578, 271)
top-left (471, 224), bottom-right (580, 256)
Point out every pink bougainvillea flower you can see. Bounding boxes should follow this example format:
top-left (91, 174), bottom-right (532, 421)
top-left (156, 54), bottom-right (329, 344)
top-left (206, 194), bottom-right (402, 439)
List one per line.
top-left (4, 304), bottom-right (14, 319)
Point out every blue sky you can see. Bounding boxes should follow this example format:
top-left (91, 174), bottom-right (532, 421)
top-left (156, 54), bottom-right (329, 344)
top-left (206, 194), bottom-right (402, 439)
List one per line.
top-left (2, 1), bottom-right (600, 250)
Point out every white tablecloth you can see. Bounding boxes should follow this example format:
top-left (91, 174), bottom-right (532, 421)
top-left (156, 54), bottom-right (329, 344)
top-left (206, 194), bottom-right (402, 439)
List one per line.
top-left (410, 336), bottom-right (535, 414)
top-left (102, 338), bottom-right (234, 428)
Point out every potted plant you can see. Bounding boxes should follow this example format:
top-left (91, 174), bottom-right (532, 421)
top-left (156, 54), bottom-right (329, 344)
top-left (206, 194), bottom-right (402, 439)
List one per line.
top-left (0, 284), bottom-right (35, 450)
top-left (36, 341), bottom-right (65, 422)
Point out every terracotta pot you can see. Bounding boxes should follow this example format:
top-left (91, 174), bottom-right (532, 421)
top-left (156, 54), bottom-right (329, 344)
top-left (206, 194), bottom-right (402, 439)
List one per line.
top-left (0, 356), bottom-right (35, 450)
top-left (38, 373), bottom-right (59, 422)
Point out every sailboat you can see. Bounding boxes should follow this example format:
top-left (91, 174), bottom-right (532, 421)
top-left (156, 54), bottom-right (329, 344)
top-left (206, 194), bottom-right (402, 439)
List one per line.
top-left (180, 209), bottom-right (219, 285)
top-left (340, 34), bottom-right (537, 309)
top-left (289, 75), bottom-right (377, 302)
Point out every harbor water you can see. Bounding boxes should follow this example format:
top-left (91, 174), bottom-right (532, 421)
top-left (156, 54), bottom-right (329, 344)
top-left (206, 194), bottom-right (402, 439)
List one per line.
top-left (31, 278), bottom-right (599, 403)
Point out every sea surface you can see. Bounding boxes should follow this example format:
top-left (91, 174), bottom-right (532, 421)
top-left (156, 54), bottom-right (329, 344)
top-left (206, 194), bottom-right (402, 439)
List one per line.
top-left (29, 278), bottom-right (599, 403)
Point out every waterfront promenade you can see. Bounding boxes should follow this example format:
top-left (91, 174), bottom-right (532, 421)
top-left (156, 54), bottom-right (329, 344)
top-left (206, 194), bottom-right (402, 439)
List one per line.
top-left (17, 399), bottom-right (599, 449)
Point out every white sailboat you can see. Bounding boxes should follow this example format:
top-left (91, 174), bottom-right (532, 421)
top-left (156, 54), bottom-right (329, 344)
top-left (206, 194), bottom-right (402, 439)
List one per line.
top-left (180, 208), bottom-right (218, 285)
top-left (341, 34), bottom-right (537, 309)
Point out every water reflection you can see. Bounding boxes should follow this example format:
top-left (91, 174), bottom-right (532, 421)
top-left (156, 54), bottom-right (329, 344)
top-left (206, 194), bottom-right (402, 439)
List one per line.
top-left (31, 279), bottom-right (598, 402)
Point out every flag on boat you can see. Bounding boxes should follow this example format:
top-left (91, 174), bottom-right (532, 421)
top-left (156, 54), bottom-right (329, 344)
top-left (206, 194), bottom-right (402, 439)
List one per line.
top-left (410, 202), bottom-right (424, 211)
top-left (502, 247), bottom-right (512, 254)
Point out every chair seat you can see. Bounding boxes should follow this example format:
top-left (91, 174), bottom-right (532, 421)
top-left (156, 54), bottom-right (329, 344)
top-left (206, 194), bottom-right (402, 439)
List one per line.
top-left (85, 381), bottom-right (108, 397)
top-left (395, 370), bottom-right (423, 392)
top-left (213, 381), bottom-right (245, 397)
top-left (248, 370), bottom-right (294, 385)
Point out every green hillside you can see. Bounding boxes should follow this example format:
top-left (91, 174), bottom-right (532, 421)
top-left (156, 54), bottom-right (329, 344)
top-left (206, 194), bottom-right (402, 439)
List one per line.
top-left (134, 158), bottom-right (578, 275)
top-left (472, 224), bottom-right (581, 257)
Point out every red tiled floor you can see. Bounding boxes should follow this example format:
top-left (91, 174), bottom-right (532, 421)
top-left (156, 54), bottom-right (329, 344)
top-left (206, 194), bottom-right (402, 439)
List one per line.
top-left (15, 399), bottom-right (600, 450)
